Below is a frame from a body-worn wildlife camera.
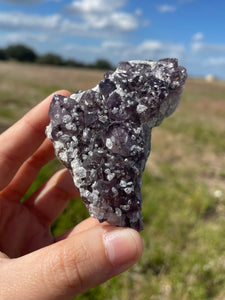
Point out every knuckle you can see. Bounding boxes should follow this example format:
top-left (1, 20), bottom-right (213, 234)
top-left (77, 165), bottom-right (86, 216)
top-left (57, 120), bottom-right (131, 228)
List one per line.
top-left (56, 239), bottom-right (90, 291)
top-left (26, 152), bottom-right (44, 170)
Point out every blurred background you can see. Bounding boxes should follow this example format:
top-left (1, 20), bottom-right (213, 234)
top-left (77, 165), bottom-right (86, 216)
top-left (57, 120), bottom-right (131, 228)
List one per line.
top-left (0, 1), bottom-right (225, 299)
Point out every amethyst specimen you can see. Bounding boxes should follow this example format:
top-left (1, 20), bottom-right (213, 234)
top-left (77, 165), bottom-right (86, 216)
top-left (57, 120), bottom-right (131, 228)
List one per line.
top-left (46, 59), bottom-right (187, 231)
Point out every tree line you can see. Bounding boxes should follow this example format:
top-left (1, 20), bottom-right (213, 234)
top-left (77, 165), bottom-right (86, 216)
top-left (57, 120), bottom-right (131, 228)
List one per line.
top-left (0, 44), bottom-right (114, 70)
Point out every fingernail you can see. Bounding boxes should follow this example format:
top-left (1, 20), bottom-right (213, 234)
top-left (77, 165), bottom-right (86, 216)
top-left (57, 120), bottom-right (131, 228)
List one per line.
top-left (103, 228), bottom-right (139, 266)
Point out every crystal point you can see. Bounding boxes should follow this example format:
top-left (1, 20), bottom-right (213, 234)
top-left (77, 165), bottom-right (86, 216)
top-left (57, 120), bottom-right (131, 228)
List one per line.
top-left (46, 58), bottom-right (187, 231)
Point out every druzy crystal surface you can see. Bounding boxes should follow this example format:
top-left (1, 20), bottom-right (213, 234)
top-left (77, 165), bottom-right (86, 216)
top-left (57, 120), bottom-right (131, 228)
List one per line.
top-left (46, 58), bottom-right (187, 231)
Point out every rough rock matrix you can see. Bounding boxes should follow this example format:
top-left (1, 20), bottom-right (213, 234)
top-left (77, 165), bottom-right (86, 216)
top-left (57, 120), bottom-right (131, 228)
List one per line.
top-left (46, 58), bottom-right (187, 231)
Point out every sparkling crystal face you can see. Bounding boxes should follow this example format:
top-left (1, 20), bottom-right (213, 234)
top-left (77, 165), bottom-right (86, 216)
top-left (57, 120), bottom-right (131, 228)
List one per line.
top-left (46, 58), bottom-right (187, 231)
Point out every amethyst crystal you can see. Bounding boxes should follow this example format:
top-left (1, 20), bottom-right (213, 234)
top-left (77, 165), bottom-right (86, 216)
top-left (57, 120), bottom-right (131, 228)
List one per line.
top-left (46, 59), bottom-right (187, 231)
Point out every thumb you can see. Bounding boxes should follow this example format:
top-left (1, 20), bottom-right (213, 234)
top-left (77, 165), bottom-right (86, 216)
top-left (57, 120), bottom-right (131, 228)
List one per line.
top-left (1, 225), bottom-right (143, 300)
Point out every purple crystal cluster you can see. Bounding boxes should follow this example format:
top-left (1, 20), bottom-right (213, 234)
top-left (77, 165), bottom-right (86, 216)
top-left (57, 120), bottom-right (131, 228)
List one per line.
top-left (46, 58), bottom-right (187, 231)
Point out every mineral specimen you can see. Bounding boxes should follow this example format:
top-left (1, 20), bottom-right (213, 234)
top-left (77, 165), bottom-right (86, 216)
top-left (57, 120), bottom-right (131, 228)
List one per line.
top-left (46, 58), bottom-right (187, 231)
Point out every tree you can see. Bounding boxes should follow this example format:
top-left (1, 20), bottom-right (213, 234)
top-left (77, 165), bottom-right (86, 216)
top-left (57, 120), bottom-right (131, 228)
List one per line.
top-left (93, 59), bottom-right (114, 70)
top-left (37, 53), bottom-right (64, 65)
top-left (64, 58), bottom-right (85, 68)
top-left (5, 44), bottom-right (37, 62)
top-left (0, 49), bottom-right (7, 60)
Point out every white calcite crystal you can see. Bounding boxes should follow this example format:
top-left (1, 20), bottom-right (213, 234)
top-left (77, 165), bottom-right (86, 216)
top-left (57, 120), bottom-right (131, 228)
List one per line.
top-left (46, 58), bottom-right (187, 231)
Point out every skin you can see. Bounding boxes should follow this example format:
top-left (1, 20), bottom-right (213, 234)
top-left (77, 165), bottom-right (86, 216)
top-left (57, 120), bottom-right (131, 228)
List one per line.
top-left (0, 91), bottom-right (143, 300)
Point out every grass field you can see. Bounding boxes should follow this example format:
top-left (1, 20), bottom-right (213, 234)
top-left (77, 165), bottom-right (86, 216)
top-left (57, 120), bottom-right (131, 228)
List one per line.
top-left (1, 61), bottom-right (225, 299)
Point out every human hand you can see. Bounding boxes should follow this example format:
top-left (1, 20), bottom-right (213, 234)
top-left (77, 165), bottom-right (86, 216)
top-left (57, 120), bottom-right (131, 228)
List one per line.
top-left (0, 91), bottom-right (143, 300)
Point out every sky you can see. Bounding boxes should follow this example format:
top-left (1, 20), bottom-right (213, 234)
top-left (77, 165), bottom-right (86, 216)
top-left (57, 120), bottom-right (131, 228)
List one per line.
top-left (0, 0), bottom-right (225, 78)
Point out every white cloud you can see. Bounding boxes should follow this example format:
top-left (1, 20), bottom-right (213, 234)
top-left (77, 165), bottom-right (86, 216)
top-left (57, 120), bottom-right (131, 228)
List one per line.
top-left (1, 32), bottom-right (49, 45)
top-left (0, 0), bottom-right (42, 3)
top-left (66, 0), bottom-right (126, 15)
top-left (62, 39), bottom-right (185, 64)
top-left (134, 9), bottom-right (142, 17)
top-left (157, 5), bottom-right (176, 13)
top-left (135, 40), bottom-right (184, 60)
top-left (205, 57), bottom-right (225, 66)
top-left (191, 42), bottom-right (225, 56)
top-left (0, 10), bottom-right (137, 40)
top-left (0, 0), bottom-right (146, 44)
top-left (0, 12), bottom-right (62, 31)
top-left (0, 2), bottom-right (142, 37)
top-left (65, 0), bottom-right (141, 32)
top-left (82, 11), bottom-right (138, 31)
top-left (192, 32), bottom-right (204, 41)
top-left (105, 39), bottom-right (185, 62)
top-left (137, 40), bottom-right (164, 52)
top-left (0, 0), bottom-right (61, 3)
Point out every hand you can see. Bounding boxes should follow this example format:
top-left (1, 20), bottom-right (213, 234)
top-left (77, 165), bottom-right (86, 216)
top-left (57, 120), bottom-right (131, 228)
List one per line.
top-left (0, 91), bottom-right (143, 300)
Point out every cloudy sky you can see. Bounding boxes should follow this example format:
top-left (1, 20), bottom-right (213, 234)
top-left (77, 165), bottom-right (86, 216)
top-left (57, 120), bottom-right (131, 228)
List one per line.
top-left (0, 0), bottom-right (225, 78)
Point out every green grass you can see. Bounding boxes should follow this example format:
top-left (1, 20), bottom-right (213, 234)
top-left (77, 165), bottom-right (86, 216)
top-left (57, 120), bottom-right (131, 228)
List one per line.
top-left (1, 62), bottom-right (225, 299)
top-left (165, 116), bottom-right (225, 153)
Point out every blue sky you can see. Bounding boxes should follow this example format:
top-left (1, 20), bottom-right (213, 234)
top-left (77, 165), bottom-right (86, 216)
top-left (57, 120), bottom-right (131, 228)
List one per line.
top-left (1, 0), bottom-right (225, 78)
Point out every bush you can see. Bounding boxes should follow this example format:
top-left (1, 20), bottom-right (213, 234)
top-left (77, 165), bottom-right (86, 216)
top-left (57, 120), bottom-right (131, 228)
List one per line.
top-left (1, 43), bottom-right (115, 70)
top-left (37, 53), bottom-right (65, 65)
top-left (92, 59), bottom-right (114, 70)
top-left (64, 59), bottom-right (85, 68)
top-left (0, 49), bottom-right (7, 60)
top-left (5, 44), bottom-right (37, 62)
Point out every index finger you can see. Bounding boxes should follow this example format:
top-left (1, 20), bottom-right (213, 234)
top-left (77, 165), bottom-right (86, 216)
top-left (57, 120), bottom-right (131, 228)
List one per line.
top-left (0, 90), bottom-right (70, 191)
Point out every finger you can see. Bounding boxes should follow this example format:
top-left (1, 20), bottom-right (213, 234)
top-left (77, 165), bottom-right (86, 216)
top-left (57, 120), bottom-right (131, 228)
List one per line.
top-left (55, 217), bottom-right (101, 242)
top-left (0, 252), bottom-right (9, 259)
top-left (0, 90), bottom-right (71, 191)
top-left (0, 138), bottom-right (55, 202)
top-left (1, 226), bottom-right (143, 300)
top-left (25, 169), bottom-right (80, 226)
